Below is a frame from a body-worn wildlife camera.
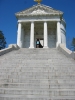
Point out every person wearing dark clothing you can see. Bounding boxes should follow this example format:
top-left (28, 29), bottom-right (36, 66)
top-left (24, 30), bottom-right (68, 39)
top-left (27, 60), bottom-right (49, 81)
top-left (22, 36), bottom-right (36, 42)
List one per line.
top-left (36, 39), bottom-right (43, 48)
top-left (36, 39), bottom-right (40, 48)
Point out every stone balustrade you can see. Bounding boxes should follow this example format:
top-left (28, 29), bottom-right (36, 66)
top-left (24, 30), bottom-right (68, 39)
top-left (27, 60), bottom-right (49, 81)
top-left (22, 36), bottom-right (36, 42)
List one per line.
top-left (58, 44), bottom-right (75, 59)
top-left (0, 44), bottom-right (19, 56)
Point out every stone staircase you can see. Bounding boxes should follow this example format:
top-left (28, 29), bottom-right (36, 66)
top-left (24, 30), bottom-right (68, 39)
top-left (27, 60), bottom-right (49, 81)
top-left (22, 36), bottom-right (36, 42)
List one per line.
top-left (0, 48), bottom-right (75, 100)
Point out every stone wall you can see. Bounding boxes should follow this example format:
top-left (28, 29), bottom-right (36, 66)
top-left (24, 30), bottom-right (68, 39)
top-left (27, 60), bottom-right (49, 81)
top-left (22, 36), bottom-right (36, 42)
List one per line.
top-left (24, 31), bottom-right (30, 48)
top-left (48, 29), bottom-right (56, 48)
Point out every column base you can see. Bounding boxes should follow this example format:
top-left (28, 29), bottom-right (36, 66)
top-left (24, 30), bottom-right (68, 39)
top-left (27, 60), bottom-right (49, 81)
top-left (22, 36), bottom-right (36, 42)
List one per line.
top-left (43, 46), bottom-right (48, 48)
top-left (29, 47), bottom-right (34, 49)
top-left (56, 42), bottom-right (60, 48)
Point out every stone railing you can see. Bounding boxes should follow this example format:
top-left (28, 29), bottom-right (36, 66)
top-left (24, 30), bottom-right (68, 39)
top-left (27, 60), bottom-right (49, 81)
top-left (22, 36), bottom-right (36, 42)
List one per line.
top-left (0, 44), bottom-right (20, 56)
top-left (58, 44), bottom-right (75, 59)
top-left (70, 51), bottom-right (75, 60)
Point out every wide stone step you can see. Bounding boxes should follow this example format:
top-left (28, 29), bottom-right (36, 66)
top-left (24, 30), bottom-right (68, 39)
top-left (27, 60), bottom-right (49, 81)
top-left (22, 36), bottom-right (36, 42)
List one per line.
top-left (0, 88), bottom-right (75, 96)
top-left (0, 48), bottom-right (75, 99)
top-left (1, 83), bottom-right (75, 89)
top-left (1, 73), bottom-right (75, 79)
top-left (0, 71), bottom-right (75, 74)
top-left (1, 95), bottom-right (75, 100)
top-left (1, 62), bottom-right (75, 66)
top-left (0, 88), bottom-right (50, 95)
top-left (0, 94), bottom-right (50, 100)
top-left (0, 83), bottom-right (49, 89)
top-left (0, 73), bottom-right (75, 79)
top-left (1, 79), bottom-right (75, 84)
top-left (0, 84), bottom-right (72, 89)
top-left (0, 68), bottom-right (73, 71)
top-left (2, 54), bottom-right (65, 58)
top-left (0, 65), bottom-right (75, 69)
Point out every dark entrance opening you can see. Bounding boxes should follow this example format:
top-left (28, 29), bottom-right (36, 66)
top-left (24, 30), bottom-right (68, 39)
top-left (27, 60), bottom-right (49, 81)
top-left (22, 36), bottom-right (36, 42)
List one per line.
top-left (36, 38), bottom-right (43, 48)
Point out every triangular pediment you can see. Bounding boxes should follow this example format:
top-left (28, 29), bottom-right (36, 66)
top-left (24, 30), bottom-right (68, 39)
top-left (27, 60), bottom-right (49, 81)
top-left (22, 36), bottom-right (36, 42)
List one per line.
top-left (16, 4), bottom-right (63, 17)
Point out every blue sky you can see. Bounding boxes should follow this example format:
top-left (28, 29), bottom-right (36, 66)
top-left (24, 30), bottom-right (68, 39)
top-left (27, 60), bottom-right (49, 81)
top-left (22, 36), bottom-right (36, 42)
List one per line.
top-left (0, 0), bottom-right (75, 48)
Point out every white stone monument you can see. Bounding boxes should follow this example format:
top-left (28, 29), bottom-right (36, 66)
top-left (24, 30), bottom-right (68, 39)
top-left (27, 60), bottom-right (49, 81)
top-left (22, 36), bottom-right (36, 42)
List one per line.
top-left (15, 0), bottom-right (66, 48)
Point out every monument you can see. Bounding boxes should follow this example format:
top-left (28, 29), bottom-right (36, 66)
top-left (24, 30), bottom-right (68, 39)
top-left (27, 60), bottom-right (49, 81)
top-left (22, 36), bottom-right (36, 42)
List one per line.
top-left (0, 1), bottom-right (75, 100)
top-left (15, 0), bottom-right (66, 48)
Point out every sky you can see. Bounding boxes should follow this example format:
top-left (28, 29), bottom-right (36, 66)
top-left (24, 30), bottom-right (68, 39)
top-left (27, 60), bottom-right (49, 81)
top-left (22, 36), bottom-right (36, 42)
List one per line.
top-left (0, 0), bottom-right (75, 48)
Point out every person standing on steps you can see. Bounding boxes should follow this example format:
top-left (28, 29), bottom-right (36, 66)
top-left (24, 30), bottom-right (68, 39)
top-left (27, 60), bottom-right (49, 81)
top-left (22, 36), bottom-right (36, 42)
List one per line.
top-left (36, 39), bottom-right (40, 48)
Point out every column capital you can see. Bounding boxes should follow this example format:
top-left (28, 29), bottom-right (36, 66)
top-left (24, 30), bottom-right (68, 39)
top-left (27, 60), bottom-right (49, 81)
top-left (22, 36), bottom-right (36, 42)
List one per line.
top-left (18, 22), bottom-right (21, 24)
top-left (44, 21), bottom-right (47, 23)
top-left (18, 22), bottom-right (23, 29)
top-left (57, 21), bottom-right (61, 23)
top-left (31, 21), bottom-right (34, 23)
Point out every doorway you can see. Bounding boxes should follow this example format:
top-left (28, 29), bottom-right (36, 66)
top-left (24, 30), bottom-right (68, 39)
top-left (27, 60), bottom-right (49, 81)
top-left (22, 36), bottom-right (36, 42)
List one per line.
top-left (36, 38), bottom-right (44, 48)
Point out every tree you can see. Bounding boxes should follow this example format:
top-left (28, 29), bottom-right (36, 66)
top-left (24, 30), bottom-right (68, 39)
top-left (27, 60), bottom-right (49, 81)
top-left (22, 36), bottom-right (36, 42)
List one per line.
top-left (71, 37), bottom-right (75, 51)
top-left (0, 31), bottom-right (7, 50)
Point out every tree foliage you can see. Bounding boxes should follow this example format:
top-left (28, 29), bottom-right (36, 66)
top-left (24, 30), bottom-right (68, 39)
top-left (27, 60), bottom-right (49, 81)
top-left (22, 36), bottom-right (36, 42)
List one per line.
top-left (0, 31), bottom-right (7, 50)
top-left (71, 37), bottom-right (75, 51)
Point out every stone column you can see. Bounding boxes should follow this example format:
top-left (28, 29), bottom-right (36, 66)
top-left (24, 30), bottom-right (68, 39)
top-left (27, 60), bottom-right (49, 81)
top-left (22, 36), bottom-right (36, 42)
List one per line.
top-left (56, 21), bottom-right (61, 47)
top-left (17, 22), bottom-right (22, 47)
top-left (44, 21), bottom-right (48, 48)
top-left (29, 22), bottom-right (34, 48)
top-left (21, 27), bottom-right (24, 48)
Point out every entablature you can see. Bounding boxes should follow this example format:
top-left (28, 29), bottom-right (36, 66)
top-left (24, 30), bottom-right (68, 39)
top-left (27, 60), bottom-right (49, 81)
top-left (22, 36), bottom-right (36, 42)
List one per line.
top-left (18, 16), bottom-right (61, 23)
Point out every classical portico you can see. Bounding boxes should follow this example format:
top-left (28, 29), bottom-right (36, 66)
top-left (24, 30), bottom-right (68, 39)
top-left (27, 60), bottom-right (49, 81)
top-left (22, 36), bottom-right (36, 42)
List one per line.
top-left (16, 1), bottom-right (66, 48)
